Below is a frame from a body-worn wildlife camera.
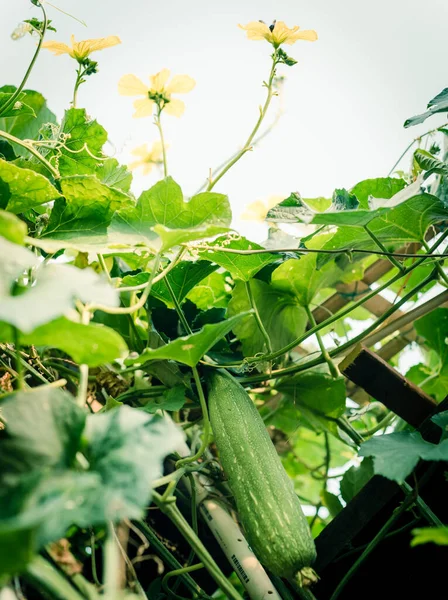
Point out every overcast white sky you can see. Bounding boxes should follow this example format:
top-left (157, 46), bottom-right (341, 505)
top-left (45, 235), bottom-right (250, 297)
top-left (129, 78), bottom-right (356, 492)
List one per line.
top-left (1, 0), bottom-right (448, 236)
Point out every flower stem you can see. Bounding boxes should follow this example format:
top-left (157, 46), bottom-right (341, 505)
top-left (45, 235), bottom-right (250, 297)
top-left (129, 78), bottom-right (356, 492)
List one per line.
top-left (0, 2), bottom-right (48, 118)
top-left (206, 49), bottom-right (279, 191)
top-left (155, 107), bottom-right (168, 177)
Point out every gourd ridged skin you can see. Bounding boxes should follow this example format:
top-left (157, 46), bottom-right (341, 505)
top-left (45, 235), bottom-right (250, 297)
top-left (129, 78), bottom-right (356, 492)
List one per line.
top-left (206, 369), bottom-right (317, 579)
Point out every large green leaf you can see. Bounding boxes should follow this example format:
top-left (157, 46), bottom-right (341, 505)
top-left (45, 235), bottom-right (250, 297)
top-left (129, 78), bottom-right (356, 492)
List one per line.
top-left (0, 91), bottom-right (35, 119)
top-left (227, 279), bottom-right (307, 356)
top-left (276, 371), bottom-right (346, 418)
top-left (271, 234), bottom-right (341, 306)
top-left (0, 210), bottom-right (27, 243)
top-left (414, 149), bottom-right (448, 180)
top-left (359, 416), bottom-right (448, 483)
top-left (404, 88), bottom-right (448, 128)
top-left (0, 261), bottom-right (119, 332)
top-left (0, 236), bottom-right (38, 295)
top-left (109, 177), bottom-right (231, 251)
top-left (0, 87), bottom-right (57, 155)
top-left (0, 388), bottom-right (86, 476)
top-left (47, 108), bottom-right (107, 176)
top-left (149, 260), bottom-right (218, 307)
top-left (198, 235), bottom-right (277, 281)
top-left (0, 158), bottom-right (61, 213)
top-left (40, 175), bottom-right (133, 249)
top-left (125, 313), bottom-right (249, 367)
top-left (95, 157), bottom-right (132, 192)
top-left (350, 177), bottom-right (407, 209)
top-left (82, 407), bottom-right (184, 520)
top-left (0, 317), bottom-right (128, 367)
top-left (316, 193), bottom-right (448, 268)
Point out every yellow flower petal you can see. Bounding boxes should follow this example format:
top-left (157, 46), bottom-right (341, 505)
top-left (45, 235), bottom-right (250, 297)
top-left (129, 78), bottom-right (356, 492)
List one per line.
top-left (132, 97), bottom-right (155, 118)
top-left (166, 74), bottom-right (196, 94)
top-left (118, 74), bottom-right (148, 96)
top-left (150, 68), bottom-right (171, 93)
top-left (238, 21), bottom-right (271, 41)
top-left (41, 40), bottom-right (73, 56)
top-left (72, 35), bottom-right (121, 59)
top-left (130, 144), bottom-right (150, 158)
top-left (163, 98), bottom-right (185, 117)
top-left (273, 21), bottom-right (317, 45)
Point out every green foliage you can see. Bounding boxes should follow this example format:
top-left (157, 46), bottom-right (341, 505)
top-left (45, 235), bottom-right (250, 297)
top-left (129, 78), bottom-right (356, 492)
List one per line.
top-left (411, 527), bottom-right (448, 546)
top-left (339, 458), bottom-right (374, 502)
top-left (227, 279), bottom-right (307, 355)
top-left (404, 87), bottom-right (448, 127)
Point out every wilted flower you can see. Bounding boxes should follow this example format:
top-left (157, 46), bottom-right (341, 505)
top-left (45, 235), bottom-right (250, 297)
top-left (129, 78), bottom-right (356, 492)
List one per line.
top-left (239, 20), bottom-right (317, 47)
top-left (118, 68), bottom-right (196, 118)
top-left (42, 34), bottom-right (121, 62)
top-left (128, 141), bottom-right (164, 175)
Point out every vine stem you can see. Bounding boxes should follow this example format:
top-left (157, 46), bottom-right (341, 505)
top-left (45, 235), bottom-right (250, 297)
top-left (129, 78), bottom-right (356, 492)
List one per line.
top-left (24, 555), bottom-right (85, 600)
top-left (239, 266), bottom-right (438, 384)
top-left (328, 490), bottom-right (418, 600)
top-left (0, 130), bottom-right (59, 178)
top-left (245, 279), bottom-right (273, 353)
top-left (422, 239), bottom-right (448, 286)
top-left (175, 366), bottom-right (211, 468)
top-left (206, 49), bottom-right (279, 191)
top-left (13, 328), bottom-right (25, 390)
top-left (224, 229), bottom-right (448, 367)
top-left (154, 107), bottom-right (168, 177)
top-left (76, 308), bottom-right (91, 407)
top-left (305, 305), bottom-right (339, 379)
top-left (103, 522), bottom-right (120, 600)
top-left (363, 224), bottom-right (405, 272)
top-left (0, 1), bottom-right (48, 117)
top-left (152, 490), bottom-right (244, 600)
top-left (387, 122), bottom-right (448, 176)
top-left (162, 563), bottom-right (204, 598)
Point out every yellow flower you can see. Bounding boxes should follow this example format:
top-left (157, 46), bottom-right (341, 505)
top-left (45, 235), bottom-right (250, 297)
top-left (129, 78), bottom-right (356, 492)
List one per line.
top-left (241, 196), bottom-right (283, 222)
top-left (239, 20), bottom-right (317, 47)
top-left (42, 34), bottom-right (121, 61)
top-left (118, 68), bottom-right (196, 118)
top-left (128, 142), bottom-right (164, 175)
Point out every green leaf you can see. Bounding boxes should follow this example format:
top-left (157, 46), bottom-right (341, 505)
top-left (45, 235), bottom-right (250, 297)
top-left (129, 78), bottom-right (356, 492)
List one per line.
top-left (0, 260), bottom-right (118, 332)
top-left (109, 178), bottom-right (231, 251)
top-left (83, 407), bottom-right (184, 520)
top-left (125, 313), bottom-right (249, 367)
top-left (38, 175), bottom-right (134, 253)
top-left (150, 260), bottom-right (218, 307)
top-left (141, 386), bottom-right (187, 413)
top-left (316, 193), bottom-right (447, 268)
top-left (266, 192), bottom-right (316, 223)
top-left (0, 158), bottom-right (61, 213)
top-left (0, 210), bottom-right (27, 243)
top-left (271, 234), bottom-right (342, 306)
top-left (411, 527), bottom-right (448, 547)
top-left (415, 308), bottom-right (448, 367)
top-left (227, 279), bottom-right (307, 356)
top-left (277, 371), bottom-right (346, 418)
top-left (339, 457), bottom-right (374, 502)
top-left (350, 177), bottom-right (407, 209)
top-left (0, 87), bottom-right (57, 155)
top-left (0, 139), bottom-right (17, 161)
top-left (47, 108), bottom-right (107, 176)
top-left (198, 235), bottom-right (277, 281)
top-left (359, 431), bottom-right (448, 483)
top-left (414, 149), bottom-right (448, 180)
top-left (95, 158), bottom-right (132, 192)
top-left (0, 236), bottom-right (38, 294)
top-left (0, 388), bottom-right (86, 476)
top-left (331, 188), bottom-right (359, 211)
top-left (0, 317), bottom-right (128, 367)
top-left (187, 272), bottom-right (231, 310)
top-left (321, 490), bottom-right (343, 518)
top-left (404, 88), bottom-right (448, 128)
top-left (312, 207), bottom-right (389, 228)
top-left (0, 92), bottom-right (35, 119)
